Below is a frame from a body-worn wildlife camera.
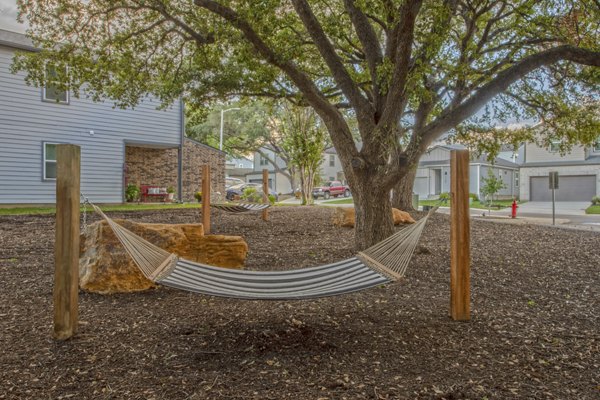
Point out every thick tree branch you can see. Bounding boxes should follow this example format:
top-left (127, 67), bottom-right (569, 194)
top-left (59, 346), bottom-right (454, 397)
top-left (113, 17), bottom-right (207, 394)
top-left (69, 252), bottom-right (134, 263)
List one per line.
top-left (344, 0), bottom-right (383, 110)
top-left (194, 0), bottom-right (359, 161)
top-left (142, 1), bottom-right (214, 45)
top-left (378, 0), bottom-right (423, 128)
top-left (419, 46), bottom-right (600, 147)
top-left (291, 0), bottom-right (375, 133)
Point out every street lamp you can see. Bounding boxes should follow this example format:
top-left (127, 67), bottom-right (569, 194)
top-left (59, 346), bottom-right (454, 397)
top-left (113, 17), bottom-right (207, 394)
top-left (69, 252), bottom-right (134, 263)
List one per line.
top-left (219, 107), bottom-right (240, 151)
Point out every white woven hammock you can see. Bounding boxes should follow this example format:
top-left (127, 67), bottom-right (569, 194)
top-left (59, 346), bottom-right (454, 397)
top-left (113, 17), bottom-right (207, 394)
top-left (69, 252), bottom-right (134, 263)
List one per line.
top-left (91, 205), bottom-right (435, 300)
top-left (210, 203), bottom-right (271, 213)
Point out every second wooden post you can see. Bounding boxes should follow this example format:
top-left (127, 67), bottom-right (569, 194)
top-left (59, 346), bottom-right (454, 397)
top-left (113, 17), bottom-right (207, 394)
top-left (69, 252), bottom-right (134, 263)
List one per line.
top-left (450, 150), bottom-right (471, 321)
top-left (202, 165), bottom-right (211, 234)
top-left (262, 169), bottom-right (269, 221)
top-left (54, 144), bottom-right (81, 340)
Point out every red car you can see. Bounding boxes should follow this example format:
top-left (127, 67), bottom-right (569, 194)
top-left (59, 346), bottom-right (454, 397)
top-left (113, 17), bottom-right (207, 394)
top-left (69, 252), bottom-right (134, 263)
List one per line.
top-left (312, 181), bottom-right (351, 200)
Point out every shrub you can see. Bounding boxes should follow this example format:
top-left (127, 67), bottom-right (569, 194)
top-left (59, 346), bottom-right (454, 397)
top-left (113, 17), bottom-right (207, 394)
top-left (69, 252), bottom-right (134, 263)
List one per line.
top-left (469, 193), bottom-right (479, 202)
top-left (241, 187), bottom-right (262, 203)
top-left (167, 186), bottom-right (175, 194)
top-left (194, 191), bottom-right (202, 202)
top-left (592, 196), bottom-right (600, 205)
top-left (125, 184), bottom-right (140, 202)
top-left (268, 194), bottom-right (276, 204)
top-left (438, 192), bottom-right (450, 203)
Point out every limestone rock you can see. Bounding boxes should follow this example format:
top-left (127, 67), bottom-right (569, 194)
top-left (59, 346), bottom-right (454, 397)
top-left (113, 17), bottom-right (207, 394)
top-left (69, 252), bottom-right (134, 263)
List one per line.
top-left (392, 208), bottom-right (416, 224)
top-left (332, 207), bottom-right (357, 228)
top-left (332, 207), bottom-right (415, 228)
top-left (79, 219), bottom-right (248, 294)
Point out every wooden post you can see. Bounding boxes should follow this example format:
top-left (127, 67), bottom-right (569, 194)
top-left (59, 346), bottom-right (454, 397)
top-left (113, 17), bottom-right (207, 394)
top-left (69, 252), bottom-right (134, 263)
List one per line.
top-left (450, 150), bottom-right (471, 321)
top-left (54, 144), bottom-right (81, 340)
top-left (202, 165), bottom-right (211, 234)
top-left (262, 168), bottom-right (269, 221)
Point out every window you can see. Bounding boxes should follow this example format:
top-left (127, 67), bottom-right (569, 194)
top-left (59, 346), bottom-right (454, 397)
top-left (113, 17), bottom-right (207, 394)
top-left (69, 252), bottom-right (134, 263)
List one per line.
top-left (43, 65), bottom-right (69, 104)
top-left (593, 138), bottom-right (600, 153)
top-left (43, 142), bottom-right (58, 180)
top-left (259, 155), bottom-right (269, 166)
top-left (329, 154), bottom-right (335, 167)
top-left (548, 140), bottom-right (561, 153)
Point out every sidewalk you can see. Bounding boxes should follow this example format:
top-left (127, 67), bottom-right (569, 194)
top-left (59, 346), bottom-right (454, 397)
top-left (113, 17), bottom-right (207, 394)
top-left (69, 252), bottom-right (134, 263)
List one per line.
top-left (433, 205), bottom-right (600, 232)
top-left (278, 197), bottom-right (600, 232)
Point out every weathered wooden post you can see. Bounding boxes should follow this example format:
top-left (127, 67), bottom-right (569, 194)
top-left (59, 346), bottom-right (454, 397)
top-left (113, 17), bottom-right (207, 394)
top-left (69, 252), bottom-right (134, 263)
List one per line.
top-left (202, 165), bottom-right (211, 234)
top-left (262, 168), bottom-right (269, 221)
top-left (54, 144), bottom-right (81, 340)
top-left (450, 150), bottom-right (471, 321)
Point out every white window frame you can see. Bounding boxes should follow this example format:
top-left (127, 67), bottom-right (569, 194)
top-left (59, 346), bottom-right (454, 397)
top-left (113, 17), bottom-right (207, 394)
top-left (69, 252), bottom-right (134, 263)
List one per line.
top-left (593, 138), bottom-right (600, 153)
top-left (42, 142), bottom-right (59, 181)
top-left (329, 154), bottom-right (335, 167)
top-left (548, 140), bottom-right (561, 153)
top-left (259, 155), bottom-right (269, 166)
top-left (42, 65), bottom-right (70, 104)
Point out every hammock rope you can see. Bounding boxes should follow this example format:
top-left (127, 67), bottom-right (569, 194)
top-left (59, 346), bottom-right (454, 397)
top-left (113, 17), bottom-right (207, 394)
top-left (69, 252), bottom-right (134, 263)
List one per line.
top-left (90, 203), bottom-right (437, 300)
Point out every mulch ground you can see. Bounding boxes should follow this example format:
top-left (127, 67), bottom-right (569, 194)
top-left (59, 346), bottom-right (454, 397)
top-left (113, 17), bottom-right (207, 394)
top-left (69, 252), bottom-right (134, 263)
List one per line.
top-left (0, 206), bottom-right (599, 400)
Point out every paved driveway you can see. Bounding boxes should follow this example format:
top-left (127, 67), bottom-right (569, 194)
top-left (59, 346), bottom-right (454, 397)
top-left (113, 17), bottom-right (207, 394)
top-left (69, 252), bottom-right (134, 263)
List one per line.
top-left (517, 201), bottom-right (590, 216)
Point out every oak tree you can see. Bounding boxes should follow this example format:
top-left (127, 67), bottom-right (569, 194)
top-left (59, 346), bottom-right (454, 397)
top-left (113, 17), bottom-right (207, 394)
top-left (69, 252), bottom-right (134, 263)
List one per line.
top-left (15, 0), bottom-right (600, 248)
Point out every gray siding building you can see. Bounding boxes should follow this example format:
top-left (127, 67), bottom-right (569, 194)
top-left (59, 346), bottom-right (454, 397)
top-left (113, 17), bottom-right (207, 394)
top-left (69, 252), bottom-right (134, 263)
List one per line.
top-left (413, 145), bottom-right (519, 200)
top-left (0, 29), bottom-right (223, 204)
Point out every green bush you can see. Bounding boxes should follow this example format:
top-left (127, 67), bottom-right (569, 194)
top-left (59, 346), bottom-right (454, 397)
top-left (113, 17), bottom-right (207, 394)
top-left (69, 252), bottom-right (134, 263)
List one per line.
top-left (194, 191), bottom-right (202, 202)
top-left (438, 192), bottom-right (450, 203)
top-left (241, 187), bottom-right (263, 203)
top-left (592, 196), bottom-right (600, 205)
top-left (268, 194), bottom-right (276, 204)
top-left (167, 186), bottom-right (175, 194)
top-left (125, 184), bottom-right (140, 202)
top-left (469, 193), bottom-right (479, 202)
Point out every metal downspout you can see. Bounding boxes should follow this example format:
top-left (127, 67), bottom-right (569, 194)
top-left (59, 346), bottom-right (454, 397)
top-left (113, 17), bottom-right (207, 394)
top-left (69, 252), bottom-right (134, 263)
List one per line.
top-left (178, 98), bottom-right (184, 202)
top-left (476, 165), bottom-right (481, 200)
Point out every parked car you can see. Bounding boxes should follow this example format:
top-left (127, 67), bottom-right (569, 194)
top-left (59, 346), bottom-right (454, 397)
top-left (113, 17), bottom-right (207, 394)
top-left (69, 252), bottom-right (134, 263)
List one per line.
top-left (226, 183), bottom-right (279, 201)
top-left (312, 181), bottom-right (350, 200)
top-left (225, 177), bottom-right (245, 188)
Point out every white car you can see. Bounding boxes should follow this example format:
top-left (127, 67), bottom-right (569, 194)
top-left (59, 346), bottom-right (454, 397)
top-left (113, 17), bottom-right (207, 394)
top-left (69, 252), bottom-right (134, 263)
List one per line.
top-left (225, 177), bottom-right (245, 188)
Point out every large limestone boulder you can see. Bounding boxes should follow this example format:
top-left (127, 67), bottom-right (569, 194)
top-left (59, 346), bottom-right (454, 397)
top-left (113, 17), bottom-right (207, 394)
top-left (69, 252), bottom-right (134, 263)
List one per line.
top-left (332, 207), bottom-right (415, 228)
top-left (392, 208), bottom-right (416, 225)
top-left (79, 220), bottom-right (248, 294)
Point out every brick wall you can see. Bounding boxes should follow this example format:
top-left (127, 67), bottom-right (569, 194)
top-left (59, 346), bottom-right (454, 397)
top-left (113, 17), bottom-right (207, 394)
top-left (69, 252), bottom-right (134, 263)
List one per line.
top-left (125, 138), bottom-right (225, 202)
top-left (181, 138), bottom-right (225, 202)
top-left (125, 146), bottom-right (179, 191)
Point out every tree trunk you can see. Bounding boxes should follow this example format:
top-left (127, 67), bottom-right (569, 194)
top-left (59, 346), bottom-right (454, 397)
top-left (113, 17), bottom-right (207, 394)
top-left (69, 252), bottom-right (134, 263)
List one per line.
top-left (299, 168), bottom-right (315, 205)
top-left (391, 166), bottom-right (417, 211)
top-left (351, 175), bottom-right (394, 250)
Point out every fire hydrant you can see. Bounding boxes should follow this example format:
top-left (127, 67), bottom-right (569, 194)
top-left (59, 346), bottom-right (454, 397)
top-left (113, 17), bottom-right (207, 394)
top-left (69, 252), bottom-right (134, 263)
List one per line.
top-left (511, 199), bottom-right (518, 219)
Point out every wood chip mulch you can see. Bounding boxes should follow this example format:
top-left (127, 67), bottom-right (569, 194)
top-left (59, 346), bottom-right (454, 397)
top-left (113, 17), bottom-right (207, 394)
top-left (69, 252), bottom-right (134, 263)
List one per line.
top-left (0, 206), bottom-right (599, 400)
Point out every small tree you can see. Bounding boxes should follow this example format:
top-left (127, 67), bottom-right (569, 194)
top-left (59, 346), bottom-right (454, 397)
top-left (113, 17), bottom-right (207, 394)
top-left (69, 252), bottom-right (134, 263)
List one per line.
top-left (480, 169), bottom-right (507, 213)
top-left (280, 105), bottom-right (327, 205)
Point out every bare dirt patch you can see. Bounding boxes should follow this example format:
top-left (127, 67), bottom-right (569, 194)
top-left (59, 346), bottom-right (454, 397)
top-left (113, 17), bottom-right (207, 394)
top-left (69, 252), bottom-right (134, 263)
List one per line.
top-left (0, 206), bottom-right (598, 399)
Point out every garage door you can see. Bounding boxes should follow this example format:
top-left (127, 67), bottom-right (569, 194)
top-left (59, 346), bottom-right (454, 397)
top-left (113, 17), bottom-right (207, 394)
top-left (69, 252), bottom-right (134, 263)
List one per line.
top-left (530, 175), bottom-right (596, 201)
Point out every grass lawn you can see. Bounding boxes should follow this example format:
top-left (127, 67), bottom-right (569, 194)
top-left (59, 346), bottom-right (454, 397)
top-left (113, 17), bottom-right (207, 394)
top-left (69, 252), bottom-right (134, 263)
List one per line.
top-left (0, 202), bottom-right (203, 216)
top-left (323, 198), bottom-right (354, 205)
top-left (586, 204), bottom-right (600, 214)
top-left (419, 199), bottom-right (519, 210)
top-left (321, 197), bottom-right (519, 210)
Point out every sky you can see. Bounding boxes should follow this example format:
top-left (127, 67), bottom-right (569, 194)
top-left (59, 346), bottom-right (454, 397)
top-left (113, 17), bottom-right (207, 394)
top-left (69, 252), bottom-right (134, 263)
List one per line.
top-left (0, 0), bottom-right (26, 33)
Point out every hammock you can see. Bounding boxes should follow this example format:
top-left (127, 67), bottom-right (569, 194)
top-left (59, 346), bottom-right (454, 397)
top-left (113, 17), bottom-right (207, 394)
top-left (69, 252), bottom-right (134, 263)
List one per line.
top-left (90, 204), bottom-right (435, 300)
top-left (211, 203), bottom-right (271, 213)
